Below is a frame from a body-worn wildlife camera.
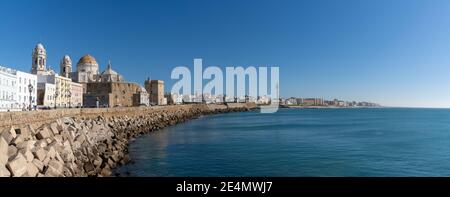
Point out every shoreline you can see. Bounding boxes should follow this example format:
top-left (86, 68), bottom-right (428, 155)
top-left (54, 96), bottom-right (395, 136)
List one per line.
top-left (0, 103), bottom-right (256, 177)
top-left (282, 105), bottom-right (384, 109)
top-left (282, 105), bottom-right (450, 109)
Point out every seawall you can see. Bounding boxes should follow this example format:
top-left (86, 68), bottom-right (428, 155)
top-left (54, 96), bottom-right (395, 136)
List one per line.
top-left (0, 103), bottom-right (256, 177)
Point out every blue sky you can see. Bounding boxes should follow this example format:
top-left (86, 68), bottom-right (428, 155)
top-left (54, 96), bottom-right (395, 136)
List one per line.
top-left (1, 0), bottom-right (450, 107)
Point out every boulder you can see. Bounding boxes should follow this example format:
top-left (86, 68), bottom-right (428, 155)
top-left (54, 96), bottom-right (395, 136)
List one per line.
top-left (67, 126), bottom-right (77, 137)
top-left (35, 140), bottom-right (47, 148)
top-left (25, 162), bottom-right (39, 177)
top-left (42, 155), bottom-right (51, 166)
top-left (45, 146), bottom-right (56, 159)
top-left (16, 140), bottom-right (35, 151)
top-left (55, 151), bottom-right (64, 163)
top-left (100, 166), bottom-right (112, 177)
top-left (75, 135), bottom-right (86, 145)
top-left (107, 158), bottom-right (116, 169)
top-left (44, 166), bottom-right (60, 177)
top-left (62, 117), bottom-right (72, 125)
top-left (61, 131), bottom-right (74, 145)
top-left (32, 159), bottom-right (44, 172)
top-left (15, 128), bottom-right (30, 139)
top-left (0, 130), bottom-right (14, 144)
top-left (17, 125), bottom-right (33, 140)
top-left (47, 160), bottom-right (63, 175)
top-left (75, 122), bottom-right (82, 131)
top-left (49, 123), bottom-right (60, 135)
top-left (93, 157), bottom-right (102, 167)
top-left (110, 154), bottom-right (120, 163)
top-left (47, 140), bottom-right (61, 148)
top-left (11, 134), bottom-right (24, 146)
top-left (61, 150), bottom-right (75, 163)
top-left (19, 149), bottom-right (34, 163)
top-left (72, 141), bottom-right (81, 150)
top-left (56, 121), bottom-right (65, 133)
top-left (6, 153), bottom-right (27, 177)
top-left (2, 127), bottom-right (17, 138)
top-left (0, 137), bottom-right (8, 165)
top-left (83, 163), bottom-right (95, 174)
top-left (91, 124), bottom-right (104, 133)
top-left (0, 165), bottom-right (10, 177)
top-left (32, 148), bottom-right (47, 161)
top-left (7, 145), bottom-right (18, 160)
top-left (62, 140), bottom-right (71, 150)
top-left (62, 166), bottom-right (73, 177)
top-left (53, 135), bottom-right (63, 145)
top-left (36, 127), bottom-right (51, 140)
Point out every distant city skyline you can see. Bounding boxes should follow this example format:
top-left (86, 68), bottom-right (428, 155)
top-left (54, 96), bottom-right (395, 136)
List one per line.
top-left (1, 0), bottom-right (450, 108)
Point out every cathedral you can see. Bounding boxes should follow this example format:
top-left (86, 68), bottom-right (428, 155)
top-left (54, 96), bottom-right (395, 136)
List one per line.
top-left (31, 43), bottom-right (150, 108)
top-left (32, 43), bottom-right (125, 86)
top-left (66, 54), bottom-right (124, 85)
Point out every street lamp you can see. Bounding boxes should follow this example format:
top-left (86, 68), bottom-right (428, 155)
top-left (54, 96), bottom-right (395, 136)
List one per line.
top-left (54, 90), bottom-right (59, 109)
top-left (96, 97), bottom-right (100, 108)
top-left (28, 83), bottom-right (33, 111)
top-left (68, 90), bottom-right (72, 108)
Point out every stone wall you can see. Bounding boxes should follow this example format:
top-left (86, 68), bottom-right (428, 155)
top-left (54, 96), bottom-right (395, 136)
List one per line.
top-left (0, 103), bottom-right (256, 177)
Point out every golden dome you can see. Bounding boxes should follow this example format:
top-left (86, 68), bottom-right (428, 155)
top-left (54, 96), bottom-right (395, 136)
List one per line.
top-left (77, 54), bottom-right (97, 65)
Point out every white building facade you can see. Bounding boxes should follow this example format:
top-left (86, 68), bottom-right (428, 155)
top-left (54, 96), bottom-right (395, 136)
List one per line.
top-left (37, 83), bottom-right (55, 108)
top-left (16, 71), bottom-right (37, 110)
top-left (0, 66), bottom-right (17, 111)
top-left (70, 81), bottom-right (83, 107)
top-left (0, 66), bottom-right (38, 111)
top-left (37, 73), bottom-right (73, 108)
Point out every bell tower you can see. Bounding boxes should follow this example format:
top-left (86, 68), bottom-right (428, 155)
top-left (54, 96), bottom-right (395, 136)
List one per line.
top-left (60, 55), bottom-right (72, 78)
top-left (32, 43), bottom-right (47, 74)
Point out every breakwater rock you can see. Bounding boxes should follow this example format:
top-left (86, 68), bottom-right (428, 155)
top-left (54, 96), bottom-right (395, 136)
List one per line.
top-left (0, 103), bottom-right (256, 177)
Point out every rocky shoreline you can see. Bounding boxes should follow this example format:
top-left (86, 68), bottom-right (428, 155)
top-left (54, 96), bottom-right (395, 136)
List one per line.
top-left (0, 103), bottom-right (255, 177)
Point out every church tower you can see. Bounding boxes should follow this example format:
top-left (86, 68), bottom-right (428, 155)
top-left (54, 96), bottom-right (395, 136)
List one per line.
top-left (144, 77), bottom-right (151, 94)
top-left (32, 43), bottom-right (47, 74)
top-left (60, 55), bottom-right (72, 78)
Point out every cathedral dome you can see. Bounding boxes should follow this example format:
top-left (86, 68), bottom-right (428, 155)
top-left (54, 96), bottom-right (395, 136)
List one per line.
top-left (100, 61), bottom-right (123, 82)
top-left (76, 54), bottom-right (99, 76)
top-left (77, 54), bottom-right (97, 65)
top-left (101, 62), bottom-right (118, 75)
